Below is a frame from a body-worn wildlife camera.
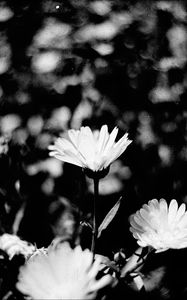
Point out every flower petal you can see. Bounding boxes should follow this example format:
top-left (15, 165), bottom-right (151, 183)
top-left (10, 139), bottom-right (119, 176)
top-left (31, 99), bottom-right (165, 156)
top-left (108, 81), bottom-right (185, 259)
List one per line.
top-left (97, 125), bottom-right (109, 154)
top-left (168, 199), bottom-right (178, 224)
top-left (103, 127), bottom-right (119, 155)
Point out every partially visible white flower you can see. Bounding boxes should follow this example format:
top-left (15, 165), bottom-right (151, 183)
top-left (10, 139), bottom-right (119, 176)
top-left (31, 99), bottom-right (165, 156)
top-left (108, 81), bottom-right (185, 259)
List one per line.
top-left (130, 199), bottom-right (187, 252)
top-left (49, 125), bottom-right (132, 173)
top-left (0, 234), bottom-right (35, 259)
top-left (16, 242), bottom-right (113, 299)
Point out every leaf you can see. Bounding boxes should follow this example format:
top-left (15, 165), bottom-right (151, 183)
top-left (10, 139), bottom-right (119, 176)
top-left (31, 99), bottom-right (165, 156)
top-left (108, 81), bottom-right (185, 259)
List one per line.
top-left (97, 196), bottom-right (122, 238)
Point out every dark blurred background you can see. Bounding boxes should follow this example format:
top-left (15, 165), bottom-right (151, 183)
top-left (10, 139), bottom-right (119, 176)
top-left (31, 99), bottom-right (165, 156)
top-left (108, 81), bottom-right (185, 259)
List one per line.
top-left (0, 0), bottom-right (187, 258)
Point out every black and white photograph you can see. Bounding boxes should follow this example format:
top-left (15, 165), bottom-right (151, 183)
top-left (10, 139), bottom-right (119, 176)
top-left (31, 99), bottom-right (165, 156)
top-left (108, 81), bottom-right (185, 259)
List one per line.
top-left (0, 1), bottom-right (187, 299)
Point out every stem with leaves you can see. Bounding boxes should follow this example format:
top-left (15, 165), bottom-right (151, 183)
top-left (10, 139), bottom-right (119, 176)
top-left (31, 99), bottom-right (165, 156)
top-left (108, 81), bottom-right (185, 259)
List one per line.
top-left (91, 178), bottom-right (99, 255)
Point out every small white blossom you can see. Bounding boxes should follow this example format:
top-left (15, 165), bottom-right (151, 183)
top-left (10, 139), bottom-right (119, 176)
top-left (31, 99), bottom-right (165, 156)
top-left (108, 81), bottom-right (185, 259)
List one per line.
top-left (49, 125), bottom-right (132, 173)
top-left (0, 234), bottom-right (35, 259)
top-left (16, 242), bottom-right (113, 299)
top-left (130, 199), bottom-right (187, 252)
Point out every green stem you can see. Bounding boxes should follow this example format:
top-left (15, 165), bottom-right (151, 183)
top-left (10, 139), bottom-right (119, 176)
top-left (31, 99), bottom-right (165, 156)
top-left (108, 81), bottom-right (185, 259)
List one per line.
top-left (91, 177), bottom-right (99, 255)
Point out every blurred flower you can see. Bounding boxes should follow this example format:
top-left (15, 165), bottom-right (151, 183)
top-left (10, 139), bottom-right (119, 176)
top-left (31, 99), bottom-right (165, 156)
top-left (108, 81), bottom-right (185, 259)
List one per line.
top-left (71, 99), bottom-right (94, 129)
top-left (158, 144), bottom-right (173, 166)
top-left (12, 128), bottom-right (28, 146)
top-left (156, 1), bottom-right (172, 12)
top-left (33, 18), bottom-right (71, 49)
top-left (26, 158), bottom-right (63, 177)
top-left (27, 115), bottom-right (44, 136)
top-left (88, 174), bottom-right (123, 195)
top-left (167, 25), bottom-right (187, 59)
top-left (41, 177), bottom-right (55, 195)
top-left (158, 57), bottom-right (186, 71)
top-left (53, 76), bottom-right (79, 94)
top-left (137, 111), bottom-right (157, 147)
top-left (35, 132), bottom-right (52, 149)
top-left (130, 199), bottom-right (187, 252)
top-left (93, 43), bottom-right (114, 56)
top-left (32, 51), bottom-right (61, 73)
top-left (150, 86), bottom-right (171, 103)
top-left (47, 106), bottom-right (71, 131)
top-left (49, 125), bottom-right (132, 173)
top-left (0, 37), bottom-right (11, 74)
top-left (76, 21), bottom-right (118, 42)
top-left (15, 91), bottom-right (31, 105)
top-left (0, 234), bottom-right (35, 260)
top-left (80, 64), bottom-right (95, 85)
top-left (16, 242), bottom-right (113, 299)
top-left (89, 1), bottom-right (111, 16)
top-left (156, 1), bottom-right (186, 21)
top-left (0, 4), bottom-right (13, 21)
top-left (111, 11), bottom-right (133, 28)
top-left (0, 114), bottom-right (21, 136)
top-left (172, 2), bottom-right (187, 21)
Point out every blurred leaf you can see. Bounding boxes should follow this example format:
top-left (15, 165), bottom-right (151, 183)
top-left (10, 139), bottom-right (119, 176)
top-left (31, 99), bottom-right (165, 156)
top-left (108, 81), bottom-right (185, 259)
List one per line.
top-left (97, 196), bottom-right (122, 238)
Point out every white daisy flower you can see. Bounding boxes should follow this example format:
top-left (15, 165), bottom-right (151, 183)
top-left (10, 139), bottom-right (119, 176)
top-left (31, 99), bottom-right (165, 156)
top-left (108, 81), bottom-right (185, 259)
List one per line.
top-left (48, 125), bottom-right (132, 175)
top-left (16, 242), bottom-right (114, 299)
top-left (130, 199), bottom-right (187, 252)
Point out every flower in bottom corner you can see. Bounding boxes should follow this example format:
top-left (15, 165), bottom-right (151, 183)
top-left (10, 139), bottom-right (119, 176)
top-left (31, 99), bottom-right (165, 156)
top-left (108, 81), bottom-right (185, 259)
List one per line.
top-left (16, 242), bottom-right (114, 299)
top-left (130, 198), bottom-right (187, 252)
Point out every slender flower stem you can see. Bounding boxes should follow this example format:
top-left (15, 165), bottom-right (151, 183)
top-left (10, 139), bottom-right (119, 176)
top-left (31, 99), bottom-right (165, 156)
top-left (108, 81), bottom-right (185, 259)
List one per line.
top-left (91, 177), bottom-right (99, 256)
